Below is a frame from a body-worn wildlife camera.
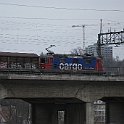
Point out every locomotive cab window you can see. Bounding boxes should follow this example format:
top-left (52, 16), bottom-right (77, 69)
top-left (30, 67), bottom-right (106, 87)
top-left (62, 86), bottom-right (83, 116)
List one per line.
top-left (40, 58), bottom-right (45, 63)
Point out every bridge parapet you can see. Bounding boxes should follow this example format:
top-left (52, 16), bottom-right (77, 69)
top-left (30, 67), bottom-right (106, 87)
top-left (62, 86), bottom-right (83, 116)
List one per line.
top-left (0, 74), bottom-right (124, 81)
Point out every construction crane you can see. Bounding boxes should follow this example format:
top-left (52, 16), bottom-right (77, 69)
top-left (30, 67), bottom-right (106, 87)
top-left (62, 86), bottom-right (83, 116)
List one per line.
top-left (72, 24), bottom-right (97, 51)
top-left (97, 30), bottom-right (124, 58)
top-left (72, 25), bottom-right (86, 50)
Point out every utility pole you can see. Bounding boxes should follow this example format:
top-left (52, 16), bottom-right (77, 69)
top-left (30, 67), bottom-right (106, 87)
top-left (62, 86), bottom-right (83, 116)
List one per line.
top-left (97, 19), bottom-right (103, 58)
top-left (82, 25), bottom-right (85, 50)
top-left (100, 19), bottom-right (103, 34)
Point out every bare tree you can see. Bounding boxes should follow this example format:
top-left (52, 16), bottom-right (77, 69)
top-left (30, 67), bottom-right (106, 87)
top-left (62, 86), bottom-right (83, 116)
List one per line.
top-left (70, 47), bottom-right (84, 55)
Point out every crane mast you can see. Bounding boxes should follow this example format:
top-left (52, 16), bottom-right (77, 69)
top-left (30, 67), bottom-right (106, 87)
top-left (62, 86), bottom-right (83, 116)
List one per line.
top-left (72, 24), bottom-right (96, 52)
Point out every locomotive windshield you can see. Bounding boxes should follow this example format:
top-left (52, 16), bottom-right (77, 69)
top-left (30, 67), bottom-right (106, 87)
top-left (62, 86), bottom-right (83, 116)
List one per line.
top-left (40, 58), bottom-right (45, 63)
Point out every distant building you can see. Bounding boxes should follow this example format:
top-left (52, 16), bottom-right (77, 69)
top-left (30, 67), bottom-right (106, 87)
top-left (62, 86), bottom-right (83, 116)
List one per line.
top-left (85, 44), bottom-right (98, 57)
top-left (94, 100), bottom-right (105, 124)
top-left (85, 43), bottom-right (113, 61)
top-left (101, 46), bottom-right (113, 61)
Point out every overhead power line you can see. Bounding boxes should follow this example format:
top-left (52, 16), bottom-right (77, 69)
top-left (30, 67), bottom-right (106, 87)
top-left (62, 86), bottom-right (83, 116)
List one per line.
top-left (0, 2), bottom-right (124, 12)
top-left (0, 16), bottom-right (100, 21)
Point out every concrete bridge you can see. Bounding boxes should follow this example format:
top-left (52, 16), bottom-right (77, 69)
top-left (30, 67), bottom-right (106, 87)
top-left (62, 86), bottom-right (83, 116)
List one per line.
top-left (0, 74), bottom-right (124, 124)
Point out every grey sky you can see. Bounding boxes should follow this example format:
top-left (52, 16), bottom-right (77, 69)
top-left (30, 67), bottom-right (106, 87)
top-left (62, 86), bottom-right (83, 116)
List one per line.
top-left (0, 0), bottom-right (124, 59)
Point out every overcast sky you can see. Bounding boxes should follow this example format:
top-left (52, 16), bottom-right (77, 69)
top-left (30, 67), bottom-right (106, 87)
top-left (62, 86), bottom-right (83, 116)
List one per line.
top-left (0, 0), bottom-right (124, 59)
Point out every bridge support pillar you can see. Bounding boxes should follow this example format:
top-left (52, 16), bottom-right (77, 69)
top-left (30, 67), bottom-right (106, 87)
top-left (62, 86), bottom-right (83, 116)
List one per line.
top-left (106, 102), bottom-right (124, 124)
top-left (86, 102), bottom-right (94, 124)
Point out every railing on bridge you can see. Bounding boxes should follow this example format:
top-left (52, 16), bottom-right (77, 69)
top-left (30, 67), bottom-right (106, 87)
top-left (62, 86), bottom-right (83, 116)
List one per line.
top-left (104, 67), bottom-right (124, 76)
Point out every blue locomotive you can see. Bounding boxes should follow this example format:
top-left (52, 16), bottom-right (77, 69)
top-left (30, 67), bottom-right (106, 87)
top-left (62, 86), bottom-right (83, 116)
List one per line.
top-left (40, 54), bottom-right (104, 74)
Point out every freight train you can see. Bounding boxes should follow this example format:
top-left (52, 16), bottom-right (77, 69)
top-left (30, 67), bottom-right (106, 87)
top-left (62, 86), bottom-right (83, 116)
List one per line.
top-left (0, 52), bottom-right (104, 74)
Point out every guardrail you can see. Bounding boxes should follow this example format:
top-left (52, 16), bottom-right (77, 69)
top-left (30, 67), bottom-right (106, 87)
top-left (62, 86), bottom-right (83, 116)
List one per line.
top-left (104, 67), bottom-right (124, 76)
